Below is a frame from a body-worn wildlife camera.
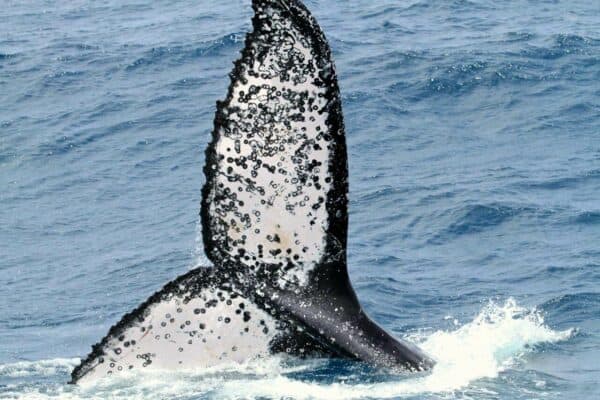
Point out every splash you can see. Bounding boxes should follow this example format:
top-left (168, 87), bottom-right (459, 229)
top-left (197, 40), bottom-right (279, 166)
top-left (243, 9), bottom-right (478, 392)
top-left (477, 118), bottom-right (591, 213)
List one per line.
top-left (0, 299), bottom-right (573, 400)
top-left (218, 299), bottom-right (573, 399)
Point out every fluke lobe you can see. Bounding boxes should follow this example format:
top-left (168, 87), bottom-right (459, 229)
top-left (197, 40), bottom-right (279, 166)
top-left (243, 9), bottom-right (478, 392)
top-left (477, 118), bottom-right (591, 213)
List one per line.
top-left (71, 0), bottom-right (434, 383)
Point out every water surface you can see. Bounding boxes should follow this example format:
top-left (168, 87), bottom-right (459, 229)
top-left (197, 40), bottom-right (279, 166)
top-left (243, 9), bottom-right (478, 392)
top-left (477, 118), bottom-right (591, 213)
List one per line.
top-left (1, 0), bottom-right (598, 398)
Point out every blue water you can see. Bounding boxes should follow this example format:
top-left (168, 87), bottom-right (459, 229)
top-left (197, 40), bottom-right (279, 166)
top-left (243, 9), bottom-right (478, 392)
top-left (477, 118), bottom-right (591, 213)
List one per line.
top-left (1, 0), bottom-right (598, 398)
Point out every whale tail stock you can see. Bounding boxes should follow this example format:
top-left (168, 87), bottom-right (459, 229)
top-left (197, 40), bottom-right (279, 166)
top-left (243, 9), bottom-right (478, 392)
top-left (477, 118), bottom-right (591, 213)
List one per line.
top-left (71, 0), bottom-right (433, 383)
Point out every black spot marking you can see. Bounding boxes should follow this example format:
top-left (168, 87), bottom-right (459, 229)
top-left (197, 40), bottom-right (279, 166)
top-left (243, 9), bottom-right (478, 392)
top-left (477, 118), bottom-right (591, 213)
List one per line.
top-left (243, 311), bottom-right (251, 322)
top-left (200, 0), bottom-right (349, 292)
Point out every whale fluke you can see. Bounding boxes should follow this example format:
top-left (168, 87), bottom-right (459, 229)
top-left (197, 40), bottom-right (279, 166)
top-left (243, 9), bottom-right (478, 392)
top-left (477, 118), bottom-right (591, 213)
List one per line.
top-left (71, 0), bottom-right (433, 384)
top-left (70, 267), bottom-right (338, 383)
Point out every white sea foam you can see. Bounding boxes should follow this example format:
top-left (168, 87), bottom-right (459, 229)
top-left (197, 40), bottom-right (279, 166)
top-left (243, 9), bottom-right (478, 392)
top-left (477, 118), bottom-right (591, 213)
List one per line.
top-left (0, 299), bottom-right (573, 400)
top-left (0, 358), bottom-right (79, 379)
top-left (217, 298), bottom-right (573, 399)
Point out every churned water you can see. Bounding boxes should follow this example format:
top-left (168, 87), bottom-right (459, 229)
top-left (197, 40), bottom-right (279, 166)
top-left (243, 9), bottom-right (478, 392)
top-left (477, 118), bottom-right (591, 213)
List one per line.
top-left (1, 0), bottom-right (598, 399)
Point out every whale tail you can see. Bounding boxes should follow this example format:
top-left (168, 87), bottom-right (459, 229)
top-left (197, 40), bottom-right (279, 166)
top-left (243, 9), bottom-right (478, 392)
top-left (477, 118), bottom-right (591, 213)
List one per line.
top-left (71, 0), bottom-right (433, 383)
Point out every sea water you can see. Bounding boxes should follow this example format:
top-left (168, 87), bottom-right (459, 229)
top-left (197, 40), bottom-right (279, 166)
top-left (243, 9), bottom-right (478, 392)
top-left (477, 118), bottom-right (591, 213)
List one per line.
top-left (1, 0), bottom-right (598, 399)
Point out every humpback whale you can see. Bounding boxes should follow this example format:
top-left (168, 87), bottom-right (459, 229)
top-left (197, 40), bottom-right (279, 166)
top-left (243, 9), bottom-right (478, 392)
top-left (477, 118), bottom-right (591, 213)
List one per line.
top-left (71, 0), bottom-right (434, 383)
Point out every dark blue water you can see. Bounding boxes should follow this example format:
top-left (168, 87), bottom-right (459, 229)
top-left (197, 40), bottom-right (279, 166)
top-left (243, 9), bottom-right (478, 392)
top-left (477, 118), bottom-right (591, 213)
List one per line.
top-left (1, 0), bottom-right (598, 398)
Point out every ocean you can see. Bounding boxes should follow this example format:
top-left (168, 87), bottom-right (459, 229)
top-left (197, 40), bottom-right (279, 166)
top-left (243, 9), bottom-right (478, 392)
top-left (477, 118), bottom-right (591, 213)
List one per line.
top-left (1, 0), bottom-right (598, 398)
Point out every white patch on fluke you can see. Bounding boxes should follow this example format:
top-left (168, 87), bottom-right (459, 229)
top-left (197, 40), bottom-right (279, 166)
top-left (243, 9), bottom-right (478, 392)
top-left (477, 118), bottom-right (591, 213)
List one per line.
top-left (204, 0), bottom-right (343, 288)
top-left (75, 278), bottom-right (278, 383)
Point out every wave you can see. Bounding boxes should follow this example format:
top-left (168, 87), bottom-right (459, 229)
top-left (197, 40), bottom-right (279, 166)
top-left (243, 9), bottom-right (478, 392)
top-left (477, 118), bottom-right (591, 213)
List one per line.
top-left (515, 169), bottom-right (600, 191)
top-left (540, 292), bottom-right (600, 326)
top-left (40, 70), bottom-right (87, 90)
top-left (125, 33), bottom-right (245, 71)
top-left (35, 119), bottom-right (136, 158)
top-left (422, 60), bottom-right (488, 96)
top-left (428, 203), bottom-right (533, 244)
top-left (572, 211), bottom-right (600, 225)
top-left (503, 31), bottom-right (537, 43)
top-left (410, 59), bottom-right (535, 99)
top-left (446, 204), bottom-right (520, 234)
top-left (360, 0), bottom-right (493, 19)
top-left (0, 358), bottom-right (78, 379)
top-left (520, 34), bottom-right (598, 60)
top-left (0, 299), bottom-right (572, 400)
top-left (399, 33), bottom-right (598, 99)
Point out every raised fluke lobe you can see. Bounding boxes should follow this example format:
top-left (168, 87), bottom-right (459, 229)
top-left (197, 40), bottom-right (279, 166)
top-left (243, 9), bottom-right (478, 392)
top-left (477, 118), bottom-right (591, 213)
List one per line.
top-left (202, 0), bottom-right (349, 290)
